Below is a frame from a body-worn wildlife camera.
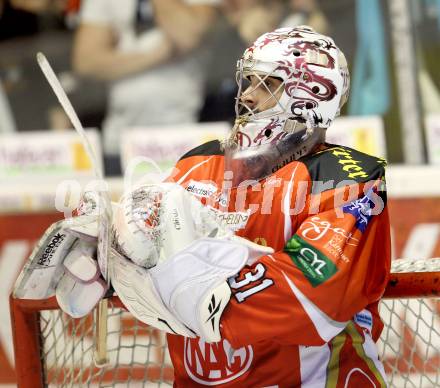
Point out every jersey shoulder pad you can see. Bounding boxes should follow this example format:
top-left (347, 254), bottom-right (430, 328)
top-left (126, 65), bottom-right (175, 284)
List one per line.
top-left (179, 140), bottom-right (223, 161)
top-left (300, 143), bottom-right (387, 184)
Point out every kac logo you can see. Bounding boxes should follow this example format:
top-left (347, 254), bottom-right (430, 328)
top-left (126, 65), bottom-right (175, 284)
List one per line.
top-left (343, 191), bottom-right (376, 233)
top-left (184, 337), bottom-right (253, 385)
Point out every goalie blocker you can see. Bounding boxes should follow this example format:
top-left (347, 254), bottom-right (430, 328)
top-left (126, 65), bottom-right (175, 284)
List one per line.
top-left (13, 214), bottom-right (108, 318)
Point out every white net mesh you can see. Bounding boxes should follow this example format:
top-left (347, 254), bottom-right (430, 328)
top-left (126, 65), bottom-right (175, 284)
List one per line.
top-left (379, 298), bottom-right (440, 388)
top-left (389, 258), bottom-right (440, 273)
top-left (16, 258), bottom-right (440, 387)
top-left (39, 300), bottom-right (173, 387)
top-left (378, 258), bottom-right (440, 388)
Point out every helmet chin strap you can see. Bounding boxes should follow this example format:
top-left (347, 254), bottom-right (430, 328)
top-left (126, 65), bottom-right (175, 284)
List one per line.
top-left (305, 109), bottom-right (317, 136)
top-left (222, 117), bottom-right (248, 149)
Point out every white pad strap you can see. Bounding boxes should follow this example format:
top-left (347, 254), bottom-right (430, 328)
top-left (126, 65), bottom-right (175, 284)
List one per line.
top-left (56, 273), bottom-right (107, 318)
top-left (56, 240), bottom-right (107, 318)
top-left (63, 240), bottom-right (99, 283)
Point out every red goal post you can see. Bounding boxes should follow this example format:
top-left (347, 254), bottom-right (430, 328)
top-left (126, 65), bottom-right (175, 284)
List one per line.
top-left (9, 258), bottom-right (440, 388)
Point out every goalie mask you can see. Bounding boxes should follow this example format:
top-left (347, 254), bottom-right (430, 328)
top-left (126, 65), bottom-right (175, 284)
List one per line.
top-left (224, 26), bottom-right (350, 186)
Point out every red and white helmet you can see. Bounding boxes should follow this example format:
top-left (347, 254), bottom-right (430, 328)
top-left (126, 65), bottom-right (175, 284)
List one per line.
top-left (224, 26), bottom-right (350, 186)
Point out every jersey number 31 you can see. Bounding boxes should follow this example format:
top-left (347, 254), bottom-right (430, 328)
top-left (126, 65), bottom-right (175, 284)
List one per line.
top-left (228, 263), bottom-right (274, 303)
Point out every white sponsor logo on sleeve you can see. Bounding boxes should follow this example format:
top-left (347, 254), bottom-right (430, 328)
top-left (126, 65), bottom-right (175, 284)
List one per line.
top-left (186, 180), bottom-right (218, 198)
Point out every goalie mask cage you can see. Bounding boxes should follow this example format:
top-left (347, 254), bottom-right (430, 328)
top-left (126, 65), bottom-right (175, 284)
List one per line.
top-left (9, 258), bottom-right (440, 388)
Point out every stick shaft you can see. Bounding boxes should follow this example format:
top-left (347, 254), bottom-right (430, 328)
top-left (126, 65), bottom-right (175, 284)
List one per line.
top-left (37, 52), bottom-right (110, 367)
top-left (37, 52), bottom-right (103, 180)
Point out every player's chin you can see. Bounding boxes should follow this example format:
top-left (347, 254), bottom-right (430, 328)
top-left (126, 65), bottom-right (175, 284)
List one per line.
top-left (260, 101), bottom-right (278, 112)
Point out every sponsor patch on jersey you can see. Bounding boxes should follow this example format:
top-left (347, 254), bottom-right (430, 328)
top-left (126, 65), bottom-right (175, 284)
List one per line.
top-left (284, 235), bottom-right (338, 287)
top-left (298, 216), bottom-right (358, 264)
top-left (354, 309), bottom-right (373, 332)
top-left (323, 234), bottom-right (351, 264)
top-left (186, 180), bottom-right (218, 198)
top-left (343, 190), bottom-right (376, 233)
top-left (184, 337), bottom-right (253, 385)
top-left (215, 209), bottom-right (250, 231)
top-left (330, 147), bottom-right (370, 180)
top-left (299, 216), bottom-right (359, 246)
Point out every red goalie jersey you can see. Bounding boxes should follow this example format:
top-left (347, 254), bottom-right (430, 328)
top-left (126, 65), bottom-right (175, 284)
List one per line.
top-left (166, 141), bottom-right (391, 388)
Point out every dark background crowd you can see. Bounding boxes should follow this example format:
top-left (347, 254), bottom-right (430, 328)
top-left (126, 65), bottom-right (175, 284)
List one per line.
top-left (1, 0), bottom-right (439, 170)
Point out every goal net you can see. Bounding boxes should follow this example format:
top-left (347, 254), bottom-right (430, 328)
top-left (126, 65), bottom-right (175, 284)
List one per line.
top-left (10, 258), bottom-right (440, 388)
top-left (379, 258), bottom-right (440, 388)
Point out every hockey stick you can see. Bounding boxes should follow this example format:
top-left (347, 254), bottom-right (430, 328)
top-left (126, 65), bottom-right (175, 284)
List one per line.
top-left (37, 53), bottom-right (110, 366)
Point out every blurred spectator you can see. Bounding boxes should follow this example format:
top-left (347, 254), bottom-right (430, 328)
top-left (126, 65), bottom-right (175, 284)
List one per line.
top-left (222, 0), bottom-right (285, 45)
top-left (73, 0), bottom-right (218, 174)
top-left (1, 0), bottom-right (47, 40)
top-left (280, 0), bottom-right (328, 34)
top-left (222, 0), bottom-right (327, 45)
top-left (199, 0), bottom-right (285, 123)
top-left (0, 0), bottom-right (82, 131)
